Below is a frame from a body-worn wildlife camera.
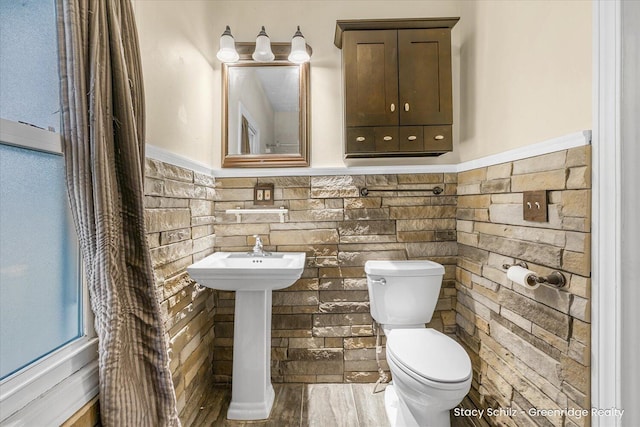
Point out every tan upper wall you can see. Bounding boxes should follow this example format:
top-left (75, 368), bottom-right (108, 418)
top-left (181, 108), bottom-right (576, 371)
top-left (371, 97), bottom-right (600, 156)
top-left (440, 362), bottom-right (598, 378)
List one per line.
top-left (458, 0), bottom-right (591, 162)
top-left (134, 0), bottom-right (591, 169)
top-left (134, 1), bottom-right (218, 168)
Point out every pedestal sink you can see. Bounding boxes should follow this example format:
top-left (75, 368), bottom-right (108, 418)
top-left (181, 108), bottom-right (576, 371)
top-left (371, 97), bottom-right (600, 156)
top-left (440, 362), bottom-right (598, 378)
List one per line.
top-left (187, 251), bottom-right (306, 420)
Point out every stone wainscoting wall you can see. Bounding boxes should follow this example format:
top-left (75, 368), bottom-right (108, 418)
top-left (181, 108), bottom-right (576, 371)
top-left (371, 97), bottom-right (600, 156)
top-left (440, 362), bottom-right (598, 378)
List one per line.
top-left (455, 146), bottom-right (591, 427)
top-left (211, 173), bottom-right (458, 383)
top-left (144, 159), bottom-right (217, 425)
top-left (137, 145), bottom-right (591, 427)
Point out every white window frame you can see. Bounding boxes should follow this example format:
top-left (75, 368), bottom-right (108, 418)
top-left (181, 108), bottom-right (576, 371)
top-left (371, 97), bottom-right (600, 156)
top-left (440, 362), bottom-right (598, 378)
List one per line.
top-left (0, 118), bottom-right (98, 426)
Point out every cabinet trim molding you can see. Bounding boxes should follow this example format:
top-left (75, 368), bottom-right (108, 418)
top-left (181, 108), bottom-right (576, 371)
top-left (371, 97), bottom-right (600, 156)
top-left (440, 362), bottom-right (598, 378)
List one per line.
top-left (334, 17), bottom-right (459, 48)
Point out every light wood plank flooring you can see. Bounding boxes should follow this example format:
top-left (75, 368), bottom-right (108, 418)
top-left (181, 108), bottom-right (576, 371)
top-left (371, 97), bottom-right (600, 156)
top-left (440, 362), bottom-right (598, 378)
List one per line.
top-left (191, 383), bottom-right (387, 427)
top-left (191, 383), bottom-right (473, 427)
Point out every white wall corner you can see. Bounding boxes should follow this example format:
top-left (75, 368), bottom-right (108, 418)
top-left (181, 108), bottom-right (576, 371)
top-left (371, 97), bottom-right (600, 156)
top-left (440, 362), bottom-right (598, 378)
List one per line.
top-left (591, 0), bottom-right (623, 425)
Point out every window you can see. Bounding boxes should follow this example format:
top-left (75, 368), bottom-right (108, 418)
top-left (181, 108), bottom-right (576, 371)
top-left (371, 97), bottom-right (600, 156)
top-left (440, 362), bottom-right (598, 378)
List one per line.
top-left (0, 1), bottom-right (98, 424)
top-left (0, 143), bottom-right (82, 379)
top-left (0, 0), bottom-right (61, 131)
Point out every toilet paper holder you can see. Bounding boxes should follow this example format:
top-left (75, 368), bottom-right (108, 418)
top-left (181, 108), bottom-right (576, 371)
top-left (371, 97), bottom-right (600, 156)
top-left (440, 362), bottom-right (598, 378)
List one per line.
top-left (502, 261), bottom-right (566, 288)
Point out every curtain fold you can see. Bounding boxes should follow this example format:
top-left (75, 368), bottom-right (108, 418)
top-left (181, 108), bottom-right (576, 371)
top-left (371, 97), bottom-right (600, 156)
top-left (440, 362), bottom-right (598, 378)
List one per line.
top-left (56, 1), bottom-right (180, 425)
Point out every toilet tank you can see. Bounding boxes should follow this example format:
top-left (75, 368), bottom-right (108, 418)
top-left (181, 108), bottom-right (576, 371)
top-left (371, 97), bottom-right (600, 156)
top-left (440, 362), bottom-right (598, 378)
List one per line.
top-left (365, 260), bottom-right (445, 326)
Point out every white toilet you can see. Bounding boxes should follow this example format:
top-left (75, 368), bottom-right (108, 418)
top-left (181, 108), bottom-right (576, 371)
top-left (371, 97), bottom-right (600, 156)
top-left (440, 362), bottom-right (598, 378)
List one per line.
top-left (365, 260), bottom-right (472, 427)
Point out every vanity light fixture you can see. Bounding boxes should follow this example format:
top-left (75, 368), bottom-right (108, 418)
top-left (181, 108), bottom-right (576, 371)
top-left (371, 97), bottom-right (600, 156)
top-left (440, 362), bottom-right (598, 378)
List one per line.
top-left (252, 26), bottom-right (275, 62)
top-left (216, 25), bottom-right (239, 63)
top-left (216, 25), bottom-right (311, 64)
top-left (288, 26), bottom-right (310, 64)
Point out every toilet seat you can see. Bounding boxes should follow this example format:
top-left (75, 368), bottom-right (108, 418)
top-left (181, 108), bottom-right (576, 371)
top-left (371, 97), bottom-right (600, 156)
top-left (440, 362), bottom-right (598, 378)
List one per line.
top-left (386, 329), bottom-right (471, 386)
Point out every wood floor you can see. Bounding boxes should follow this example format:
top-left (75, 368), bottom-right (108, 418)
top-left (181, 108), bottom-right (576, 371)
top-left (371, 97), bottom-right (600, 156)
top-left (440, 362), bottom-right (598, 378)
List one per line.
top-left (191, 383), bottom-right (473, 427)
top-left (191, 383), bottom-right (388, 427)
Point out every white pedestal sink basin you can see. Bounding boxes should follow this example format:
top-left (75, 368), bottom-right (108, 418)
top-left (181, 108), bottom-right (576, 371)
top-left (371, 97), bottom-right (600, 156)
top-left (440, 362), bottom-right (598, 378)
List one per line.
top-left (188, 252), bottom-right (306, 291)
top-left (187, 251), bottom-right (306, 420)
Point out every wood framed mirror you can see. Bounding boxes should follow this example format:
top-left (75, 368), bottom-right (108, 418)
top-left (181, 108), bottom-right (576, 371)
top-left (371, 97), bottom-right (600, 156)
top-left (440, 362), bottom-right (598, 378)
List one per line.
top-left (222, 43), bottom-right (310, 168)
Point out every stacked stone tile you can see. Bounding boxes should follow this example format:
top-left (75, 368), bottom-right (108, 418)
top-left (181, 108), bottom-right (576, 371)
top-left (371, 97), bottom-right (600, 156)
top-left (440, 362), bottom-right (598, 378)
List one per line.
top-left (212, 173), bottom-right (458, 384)
top-left (140, 145), bottom-right (591, 427)
top-left (455, 147), bottom-right (591, 427)
top-left (144, 159), bottom-right (217, 425)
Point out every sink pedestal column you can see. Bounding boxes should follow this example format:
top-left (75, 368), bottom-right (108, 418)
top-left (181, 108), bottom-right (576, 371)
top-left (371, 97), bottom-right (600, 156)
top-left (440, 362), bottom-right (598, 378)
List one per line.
top-left (227, 290), bottom-right (275, 420)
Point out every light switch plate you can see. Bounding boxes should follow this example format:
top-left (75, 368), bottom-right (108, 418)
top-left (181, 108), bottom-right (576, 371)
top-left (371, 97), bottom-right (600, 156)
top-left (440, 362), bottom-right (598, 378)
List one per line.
top-left (254, 183), bottom-right (274, 205)
top-left (523, 190), bottom-right (548, 222)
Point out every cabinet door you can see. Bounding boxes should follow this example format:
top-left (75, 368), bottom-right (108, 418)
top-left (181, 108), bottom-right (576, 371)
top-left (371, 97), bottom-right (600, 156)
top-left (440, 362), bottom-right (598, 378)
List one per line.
top-left (375, 127), bottom-right (399, 152)
top-left (423, 125), bottom-right (452, 152)
top-left (344, 30), bottom-right (398, 127)
top-left (398, 29), bottom-right (453, 126)
top-left (399, 126), bottom-right (424, 152)
top-left (346, 127), bottom-right (376, 153)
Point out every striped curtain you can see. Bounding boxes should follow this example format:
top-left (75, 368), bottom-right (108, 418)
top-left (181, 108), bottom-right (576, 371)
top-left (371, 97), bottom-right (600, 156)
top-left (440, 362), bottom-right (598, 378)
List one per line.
top-left (56, 1), bottom-right (180, 425)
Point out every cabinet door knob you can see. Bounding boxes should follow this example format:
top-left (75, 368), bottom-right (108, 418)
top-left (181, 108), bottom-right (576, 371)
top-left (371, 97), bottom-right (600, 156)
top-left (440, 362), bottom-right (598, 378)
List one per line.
top-left (390, 103), bottom-right (395, 112)
top-left (356, 136), bottom-right (366, 142)
top-left (404, 103), bottom-right (410, 112)
top-left (383, 136), bottom-right (393, 141)
top-left (407, 135), bottom-right (417, 141)
top-left (434, 135), bottom-right (445, 140)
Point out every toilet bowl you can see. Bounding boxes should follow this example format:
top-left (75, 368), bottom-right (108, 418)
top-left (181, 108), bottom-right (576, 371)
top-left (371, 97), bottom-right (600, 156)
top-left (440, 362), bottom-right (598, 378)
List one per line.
top-left (364, 260), bottom-right (472, 427)
top-left (385, 328), bottom-right (472, 427)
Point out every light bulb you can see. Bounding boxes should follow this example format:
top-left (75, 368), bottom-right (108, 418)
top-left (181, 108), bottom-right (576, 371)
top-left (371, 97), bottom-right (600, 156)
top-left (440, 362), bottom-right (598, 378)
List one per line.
top-left (252, 26), bottom-right (275, 62)
top-left (216, 26), bottom-right (239, 63)
top-left (288, 26), bottom-right (310, 64)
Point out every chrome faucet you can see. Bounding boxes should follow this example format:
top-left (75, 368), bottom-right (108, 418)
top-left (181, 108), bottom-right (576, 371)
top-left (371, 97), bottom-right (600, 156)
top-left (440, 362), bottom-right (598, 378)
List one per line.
top-left (252, 235), bottom-right (270, 256)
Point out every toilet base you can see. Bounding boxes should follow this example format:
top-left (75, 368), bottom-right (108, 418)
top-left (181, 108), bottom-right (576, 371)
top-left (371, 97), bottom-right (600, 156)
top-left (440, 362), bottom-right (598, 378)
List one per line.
top-left (385, 384), bottom-right (419, 427)
top-left (384, 383), bottom-right (451, 427)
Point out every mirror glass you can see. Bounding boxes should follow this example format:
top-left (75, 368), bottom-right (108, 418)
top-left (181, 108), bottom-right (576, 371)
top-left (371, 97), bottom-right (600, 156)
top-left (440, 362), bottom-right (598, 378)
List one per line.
top-left (227, 66), bottom-right (299, 155)
top-left (222, 45), bottom-right (310, 168)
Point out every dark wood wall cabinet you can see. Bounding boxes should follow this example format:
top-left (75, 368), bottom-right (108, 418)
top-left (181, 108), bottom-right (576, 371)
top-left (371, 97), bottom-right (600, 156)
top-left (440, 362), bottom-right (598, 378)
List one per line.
top-left (335, 18), bottom-right (459, 158)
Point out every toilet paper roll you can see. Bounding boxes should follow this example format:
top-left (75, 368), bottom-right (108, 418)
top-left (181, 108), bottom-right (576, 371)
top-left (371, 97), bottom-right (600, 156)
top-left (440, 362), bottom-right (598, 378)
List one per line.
top-left (507, 266), bottom-right (540, 290)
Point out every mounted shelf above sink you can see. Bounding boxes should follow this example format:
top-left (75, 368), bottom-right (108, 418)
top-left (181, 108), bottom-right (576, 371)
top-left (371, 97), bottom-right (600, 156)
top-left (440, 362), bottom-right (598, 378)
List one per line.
top-left (225, 207), bottom-right (289, 223)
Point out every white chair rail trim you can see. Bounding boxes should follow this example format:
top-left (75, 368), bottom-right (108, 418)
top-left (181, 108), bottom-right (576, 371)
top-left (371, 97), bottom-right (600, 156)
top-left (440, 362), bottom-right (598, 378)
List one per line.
top-left (145, 130), bottom-right (591, 179)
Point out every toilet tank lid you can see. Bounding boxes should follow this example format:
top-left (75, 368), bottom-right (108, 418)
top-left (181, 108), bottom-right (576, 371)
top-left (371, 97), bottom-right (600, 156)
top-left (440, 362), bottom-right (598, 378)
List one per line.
top-left (365, 260), bottom-right (445, 276)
